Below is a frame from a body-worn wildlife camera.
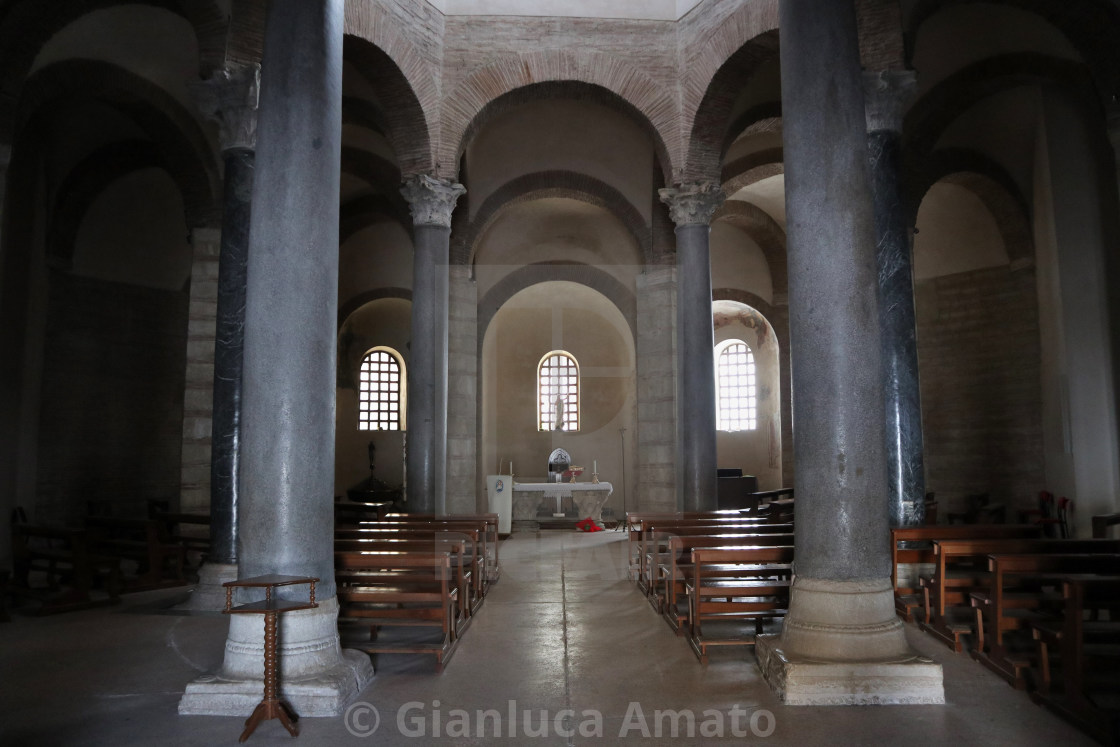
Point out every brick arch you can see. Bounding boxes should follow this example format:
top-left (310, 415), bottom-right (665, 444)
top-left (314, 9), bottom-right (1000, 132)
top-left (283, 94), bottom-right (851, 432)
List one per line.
top-left (47, 140), bottom-right (165, 267)
top-left (337, 287), bottom-right (412, 330)
top-left (343, 2), bottom-right (439, 175)
top-left (342, 33), bottom-right (433, 177)
top-left (439, 53), bottom-right (676, 182)
top-left (453, 171), bottom-right (651, 267)
top-left (721, 147), bottom-right (784, 196)
top-left (722, 102), bottom-right (782, 160)
top-left (910, 148), bottom-right (1035, 268)
top-left (904, 53), bottom-right (1098, 159)
top-left (477, 263), bottom-right (637, 348)
top-left (905, 0), bottom-right (1120, 105)
top-left (712, 289), bottom-right (793, 488)
top-left (16, 59), bottom-right (221, 228)
top-left (340, 195), bottom-right (411, 246)
top-left (0, 0), bottom-right (228, 140)
top-left (712, 201), bottom-right (788, 300)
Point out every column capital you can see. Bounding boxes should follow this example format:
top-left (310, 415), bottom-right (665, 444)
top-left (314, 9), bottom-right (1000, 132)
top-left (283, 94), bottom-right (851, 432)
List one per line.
top-left (401, 174), bottom-right (466, 227)
top-left (863, 69), bottom-right (917, 134)
top-left (190, 63), bottom-right (261, 153)
top-left (658, 182), bottom-right (725, 227)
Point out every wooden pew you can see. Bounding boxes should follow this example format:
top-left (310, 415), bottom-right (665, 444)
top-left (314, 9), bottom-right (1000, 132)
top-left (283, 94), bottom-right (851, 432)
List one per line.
top-left (336, 526), bottom-right (485, 614)
top-left (624, 511), bottom-right (756, 578)
top-left (1092, 513), bottom-right (1120, 539)
top-left (335, 537), bottom-right (474, 629)
top-left (84, 516), bottom-right (187, 590)
top-left (660, 533), bottom-right (794, 632)
top-left (970, 550), bottom-right (1120, 687)
top-left (352, 516), bottom-right (500, 587)
top-left (10, 525), bottom-right (122, 613)
top-left (890, 524), bottom-right (1043, 624)
top-left (335, 551), bottom-right (461, 672)
top-left (686, 545), bottom-right (794, 664)
top-left (1030, 577), bottom-right (1120, 745)
top-left (152, 512), bottom-right (211, 562)
top-left (920, 537), bottom-right (1113, 653)
top-left (639, 522), bottom-right (793, 601)
top-left (334, 500), bottom-right (394, 522)
top-left (383, 514), bottom-right (502, 583)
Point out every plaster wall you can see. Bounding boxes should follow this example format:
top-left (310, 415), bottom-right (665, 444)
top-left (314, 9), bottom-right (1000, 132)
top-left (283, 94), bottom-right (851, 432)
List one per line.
top-left (913, 181), bottom-right (1007, 280)
top-left (335, 298), bottom-right (412, 496)
top-left (481, 282), bottom-right (636, 518)
top-left (338, 221), bottom-right (414, 308)
top-left (713, 308), bottom-right (781, 491)
top-left (464, 100), bottom-right (655, 223)
top-left (710, 221), bottom-right (773, 304)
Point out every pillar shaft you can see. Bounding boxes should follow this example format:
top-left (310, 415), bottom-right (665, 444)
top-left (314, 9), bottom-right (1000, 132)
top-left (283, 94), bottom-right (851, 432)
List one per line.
top-left (781, 0), bottom-right (890, 582)
top-left (239, 0), bottom-right (343, 598)
top-left (401, 175), bottom-right (464, 515)
top-left (191, 63), bottom-right (260, 564)
top-left (660, 183), bottom-right (723, 512)
top-left (865, 70), bottom-right (925, 528)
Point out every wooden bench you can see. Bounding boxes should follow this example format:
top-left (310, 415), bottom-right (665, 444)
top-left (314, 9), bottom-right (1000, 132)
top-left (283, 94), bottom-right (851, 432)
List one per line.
top-left (969, 549), bottom-right (1120, 687)
top-left (335, 551), bottom-right (461, 672)
top-left (84, 516), bottom-right (187, 590)
top-left (1092, 513), bottom-right (1120, 539)
top-left (152, 512), bottom-right (211, 561)
top-left (890, 524), bottom-right (1043, 624)
top-left (335, 537), bottom-right (474, 629)
top-left (686, 546), bottom-right (794, 663)
top-left (624, 511), bottom-right (756, 578)
top-left (10, 525), bottom-right (122, 613)
top-left (336, 526), bottom-right (486, 614)
top-left (354, 517), bottom-right (500, 587)
top-left (660, 533), bottom-right (794, 632)
top-left (919, 537), bottom-right (1111, 652)
top-left (1030, 577), bottom-right (1120, 745)
top-left (635, 519), bottom-right (787, 595)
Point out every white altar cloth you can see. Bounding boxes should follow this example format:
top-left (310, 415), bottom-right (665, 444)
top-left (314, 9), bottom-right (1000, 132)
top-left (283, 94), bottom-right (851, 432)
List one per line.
top-left (511, 481), bottom-right (613, 523)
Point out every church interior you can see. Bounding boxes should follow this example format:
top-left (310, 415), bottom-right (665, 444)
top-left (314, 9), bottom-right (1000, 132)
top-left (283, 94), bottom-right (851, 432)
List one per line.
top-left (2, 0), bottom-right (1119, 744)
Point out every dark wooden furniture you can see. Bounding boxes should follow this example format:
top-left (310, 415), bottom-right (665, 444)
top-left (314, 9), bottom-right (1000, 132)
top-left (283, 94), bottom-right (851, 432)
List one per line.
top-left (1092, 512), bottom-right (1120, 539)
top-left (84, 516), bottom-right (187, 589)
top-left (686, 545), bottom-right (794, 663)
top-left (10, 524), bottom-right (123, 613)
top-left (223, 575), bottom-right (318, 742)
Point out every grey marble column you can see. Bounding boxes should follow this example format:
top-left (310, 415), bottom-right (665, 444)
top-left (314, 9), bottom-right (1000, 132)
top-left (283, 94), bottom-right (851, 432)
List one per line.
top-left (754, 0), bottom-right (942, 705)
top-left (190, 64), bottom-right (260, 567)
top-left (864, 70), bottom-right (925, 528)
top-left (180, 0), bottom-right (373, 717)
top-left (0, 142), bottom-right (10, 568)
top-left (401, 174), bottom-right (464, 515)
top-left (659, 183), bottom-right (723, 512)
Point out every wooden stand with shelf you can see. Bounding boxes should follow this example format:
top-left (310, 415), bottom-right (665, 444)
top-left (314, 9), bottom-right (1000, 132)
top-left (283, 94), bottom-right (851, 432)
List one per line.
top-left (223, 574), bottom-right (318, 742)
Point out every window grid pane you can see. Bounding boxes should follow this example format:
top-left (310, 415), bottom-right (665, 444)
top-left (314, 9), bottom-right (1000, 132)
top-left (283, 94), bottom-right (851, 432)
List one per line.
top-left (358, 350), bottom-right (402, 431)
top-left (538, 353), bottom-right (579, 431)
top-left (717, 342), bottom-right (757, 431)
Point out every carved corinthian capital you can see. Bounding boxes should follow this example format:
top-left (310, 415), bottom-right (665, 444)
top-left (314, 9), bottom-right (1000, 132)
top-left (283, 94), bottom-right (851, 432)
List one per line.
top-left (190, 64), bottom-right (261, 153)
top-left (863, 70), bottom-right (917, 134)
top-left (658, 182), bottom-right (725, 227)
top-left (401, 174), bottom-right (466, 228)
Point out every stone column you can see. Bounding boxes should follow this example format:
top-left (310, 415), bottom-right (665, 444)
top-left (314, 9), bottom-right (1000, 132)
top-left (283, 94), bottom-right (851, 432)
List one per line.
top-left (180, 0), bottom-right (372, 717)
top-left (754, 0), bottom-right (942, 705)
top-left (636, 268), bottom-right (678, 511)
top-left (658, 183), bottom-right (723, 512)
top-left (447, 265), bottom-right (478, 513)
top-left (181, 64), bottom-right (260, 609)
top-left (864, 69), bottom-right (925, 528)
top-left (400, 174), bottom-right (465, 515)
top-left (0, 142), bottom-right (10, 567)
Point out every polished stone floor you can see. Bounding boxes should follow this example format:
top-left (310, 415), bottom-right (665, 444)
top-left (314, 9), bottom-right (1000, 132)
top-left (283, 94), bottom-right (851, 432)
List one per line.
top-left (0, 530), bottom-right (1097, 746)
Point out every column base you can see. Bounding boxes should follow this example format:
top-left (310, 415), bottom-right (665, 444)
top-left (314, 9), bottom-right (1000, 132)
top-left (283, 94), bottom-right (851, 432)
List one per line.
top-left (175, 562), bottom-right (239, 612)
top-left (755, 576), bottom-right (944, 705)
top-left (178, 597), bottom-right (374, 717)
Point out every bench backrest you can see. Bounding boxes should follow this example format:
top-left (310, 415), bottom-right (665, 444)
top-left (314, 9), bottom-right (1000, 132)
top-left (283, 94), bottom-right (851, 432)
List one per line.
top-left (691, 546), bottom-right (795, 565)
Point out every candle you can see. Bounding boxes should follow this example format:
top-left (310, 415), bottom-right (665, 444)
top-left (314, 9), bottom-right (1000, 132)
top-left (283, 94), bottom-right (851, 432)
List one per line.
top-left (593, 460), bottom-right (597, 473)
top-left (510, 462), bottom-right (513, 476)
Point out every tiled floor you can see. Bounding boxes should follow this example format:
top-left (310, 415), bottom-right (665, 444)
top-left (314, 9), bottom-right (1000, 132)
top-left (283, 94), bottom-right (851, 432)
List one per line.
top-left (0, 530), bottom-right (1097, 745)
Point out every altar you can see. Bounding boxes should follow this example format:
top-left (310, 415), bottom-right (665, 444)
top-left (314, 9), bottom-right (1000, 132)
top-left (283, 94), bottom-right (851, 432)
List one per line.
top-left (510, 481), bottom-right (613, 531)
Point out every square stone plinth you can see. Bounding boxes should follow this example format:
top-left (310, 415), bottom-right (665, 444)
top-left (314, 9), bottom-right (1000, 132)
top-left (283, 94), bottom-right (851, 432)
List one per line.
top-left (755, 634), bottom-right (945, 705)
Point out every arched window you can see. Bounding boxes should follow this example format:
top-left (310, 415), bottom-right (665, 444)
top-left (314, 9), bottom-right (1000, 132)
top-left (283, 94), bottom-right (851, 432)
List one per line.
top-left (538, 351), bottom-right (579, 431)
top-left (716, 340), bottom-right (757, 431)
top-left (358, 347), bottom-right (405, 431)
